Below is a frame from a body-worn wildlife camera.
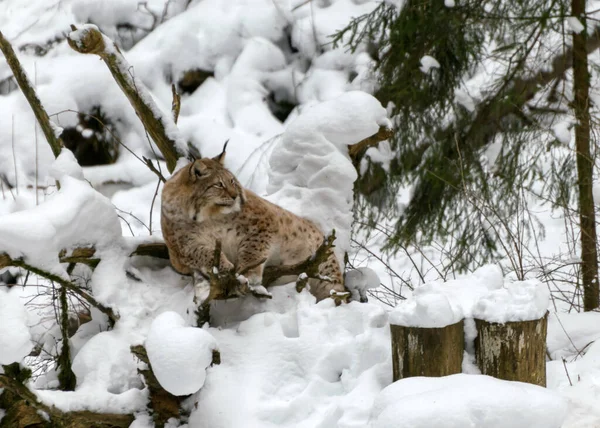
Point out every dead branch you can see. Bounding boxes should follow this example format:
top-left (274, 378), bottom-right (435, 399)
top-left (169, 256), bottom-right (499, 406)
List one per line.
top-left (0, 253), bottom-right (118, 325)
top-left (348, 126), bottom-right (394, 168)
top-left (66, 25), bottom-right (185, 173)
top-left (0, 32), bottom-right (63, 157)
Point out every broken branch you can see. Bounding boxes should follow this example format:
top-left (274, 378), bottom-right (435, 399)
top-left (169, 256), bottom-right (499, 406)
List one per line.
top-left (67, 24), bottom-right (185, 172)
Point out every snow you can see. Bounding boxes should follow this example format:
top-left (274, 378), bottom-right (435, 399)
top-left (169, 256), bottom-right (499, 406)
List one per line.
top-left (472, 280), bottom-right (550, 323)
top-left (419, 55), bottom-right (441, 73)
top-left (0, 286), bottom-right (33, 364)
top-left (0, 175), bottom-right (121, 278)
top-left (267, 91), bottom-right (390, 266)
top-left (389, 292), bottom-right (463, 328)
top-left (390, 265), bottom-right (550, 327)
top-left (345, 267), bottom-right (380, 302)
top-left (49, 148), bottom-right (85, 181)
top-left (146, 311), bottom-right (218, 396)
top-left (188, 289), bottom-right (391, 428)
top-left (370, 374), bottom-right (568, 428)
top-left (0, 0), bottom-right (599, 427)
top-left (567, 17), bottom-right (585, 34)
top-left (553, 120), bottom-right (572, 144)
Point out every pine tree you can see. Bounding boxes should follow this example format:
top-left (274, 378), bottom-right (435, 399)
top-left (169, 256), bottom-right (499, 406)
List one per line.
top-left (338, 0), bottom-right (600, 308)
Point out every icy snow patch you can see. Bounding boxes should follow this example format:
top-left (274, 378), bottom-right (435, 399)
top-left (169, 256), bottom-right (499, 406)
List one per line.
top-left (146, 311), bottom-right (218, 396)
top-left (445, 0), bottom-right (455, 6)
top-left (419, 55), bottom-right (441, 73)
top-left (472, 280), bottom-right (550, 323)
top-left (370, 374), bottom-right (568, 428)
top-left (0, 286), bottom-right (33, 364)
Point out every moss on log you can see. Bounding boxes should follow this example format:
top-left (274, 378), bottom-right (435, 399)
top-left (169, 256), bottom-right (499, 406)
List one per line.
top-left (475, 313), bottom-right (548, 387)
top-left (390, 320), bottom-right (464, 381)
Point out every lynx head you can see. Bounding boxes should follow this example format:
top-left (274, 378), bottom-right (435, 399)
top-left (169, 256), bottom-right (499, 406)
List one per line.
top-left (163, 144), bottom-right (246, 222)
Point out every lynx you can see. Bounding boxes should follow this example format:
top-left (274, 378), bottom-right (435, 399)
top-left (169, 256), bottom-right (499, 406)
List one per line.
top-left (160, 149), bottom-right (348, 302)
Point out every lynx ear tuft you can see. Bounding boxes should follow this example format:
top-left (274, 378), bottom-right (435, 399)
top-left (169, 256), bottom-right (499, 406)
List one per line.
top-left (212, 140), bottom-right (229, 165)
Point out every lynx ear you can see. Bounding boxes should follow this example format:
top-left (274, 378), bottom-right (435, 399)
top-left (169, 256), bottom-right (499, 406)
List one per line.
top-left (189, 160), bottom-right (208, 181)
top-left (212, 140), bottom-right (229, 165)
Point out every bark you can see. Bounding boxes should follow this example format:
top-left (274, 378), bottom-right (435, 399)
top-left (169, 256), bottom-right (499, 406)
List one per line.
top-left (474, 313), bottom-right (548, 387)
top-left (0, 32), bottom-right (63, 158)
top-left (572, 0), bottom-right (599, 311)
top-left (390, 320), bottom-right (464, 381)
top-left (66, 25), bottom-right (185, 172)
top-left (348, 126), bottom-right (394, 168)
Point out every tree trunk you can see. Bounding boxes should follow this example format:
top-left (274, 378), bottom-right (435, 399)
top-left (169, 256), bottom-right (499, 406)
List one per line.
top-left (572, 0), bottom-right (600, 311)
top-left (390, 320), bottom-right (464, 381)
top-left (474, 313), bottom-right (548, 387)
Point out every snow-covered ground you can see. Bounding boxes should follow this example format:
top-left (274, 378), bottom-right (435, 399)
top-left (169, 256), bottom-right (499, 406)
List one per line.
top-left (1, 0), bottom-right (600, 427)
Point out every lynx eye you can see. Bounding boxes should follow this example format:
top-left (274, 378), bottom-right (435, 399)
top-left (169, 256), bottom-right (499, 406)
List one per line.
top-left (213, 182), bottom-right (225, 188)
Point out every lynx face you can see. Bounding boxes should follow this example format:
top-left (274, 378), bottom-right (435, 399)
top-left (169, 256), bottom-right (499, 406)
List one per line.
top-left (163, 156), bottom-right (247, 223)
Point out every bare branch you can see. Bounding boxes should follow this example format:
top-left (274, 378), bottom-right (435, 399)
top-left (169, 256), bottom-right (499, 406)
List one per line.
top-left (0, 32), bottom-right (63, 157)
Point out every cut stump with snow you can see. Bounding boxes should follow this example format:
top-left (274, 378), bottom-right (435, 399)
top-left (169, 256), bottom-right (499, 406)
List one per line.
top-left (474, 312), bottom-right (548, 387)
top-left (390, 320), bottom-right (464, 381)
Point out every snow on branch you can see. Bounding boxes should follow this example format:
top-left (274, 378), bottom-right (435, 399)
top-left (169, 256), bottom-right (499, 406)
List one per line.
top-left (67, 24), bottom-right (187, 173)
top-left (0, 253), bottom-right (119, 325)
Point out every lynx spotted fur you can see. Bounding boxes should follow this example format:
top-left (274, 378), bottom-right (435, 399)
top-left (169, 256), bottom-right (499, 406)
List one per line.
top-left (160, 151), bottom-right (348, 302)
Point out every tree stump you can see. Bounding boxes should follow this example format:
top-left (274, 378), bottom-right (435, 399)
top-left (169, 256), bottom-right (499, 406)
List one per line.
top-left (390, 319), bottom-right (464, 381)
top-left (474, 312), bottom-right (548, 387)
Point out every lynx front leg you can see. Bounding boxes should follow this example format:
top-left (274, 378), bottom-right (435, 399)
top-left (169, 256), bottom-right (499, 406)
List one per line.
top-left (177, 234), bottom-right (234, 275)
top-left (237, 236), bottom-right (272, 296)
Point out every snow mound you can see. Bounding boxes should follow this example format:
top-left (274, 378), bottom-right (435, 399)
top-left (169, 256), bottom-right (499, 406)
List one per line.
top-left (0, 176), bottom-right (121, 279)
top-left (472, 280), bottom-right (550, 323)
top-left (389, 292), bottom-right (462, 328)
top-left (146, 311), bottom-right (218, 396)
top-left (370, 374), bottom-right (568, 428)
top-left (267, 91), bottom-right (390, 266)
top-left (190, 290), bottom-right (391, 427)
top-left (0, 286), bottom-right (33, 364)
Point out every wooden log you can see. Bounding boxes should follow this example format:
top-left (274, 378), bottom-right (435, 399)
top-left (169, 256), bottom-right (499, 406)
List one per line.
top-left (390, 319), bottom-right (464, 381)
top-left (474, 312), bottom-right (548, 387)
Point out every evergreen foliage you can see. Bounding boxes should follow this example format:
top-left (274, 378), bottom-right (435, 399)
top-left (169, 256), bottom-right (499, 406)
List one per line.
top-left (336, 0), bottom-right (594, 271)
